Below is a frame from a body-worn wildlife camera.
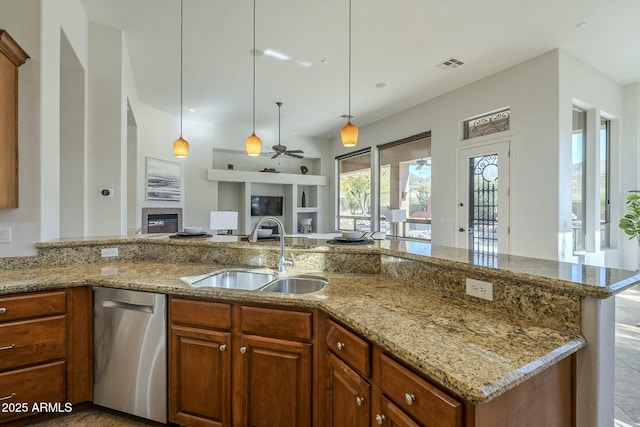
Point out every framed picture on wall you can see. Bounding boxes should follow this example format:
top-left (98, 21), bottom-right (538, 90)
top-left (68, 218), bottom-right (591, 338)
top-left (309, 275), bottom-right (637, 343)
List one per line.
top-left (146, 157), bottom-right (181, 202)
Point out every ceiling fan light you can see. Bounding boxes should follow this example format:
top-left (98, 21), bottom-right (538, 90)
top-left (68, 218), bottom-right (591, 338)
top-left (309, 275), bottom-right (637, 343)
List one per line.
top-left (246, 133), bottom-right (262, 156)
top-left (341, 121), bottom-right (359, 147)
top-left (173, 136), bottom-right (190, 158)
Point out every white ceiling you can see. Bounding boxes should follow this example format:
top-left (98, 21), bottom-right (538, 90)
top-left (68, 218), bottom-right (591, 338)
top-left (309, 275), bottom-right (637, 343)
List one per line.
top-left (81, 0), bottom-right (640, 142)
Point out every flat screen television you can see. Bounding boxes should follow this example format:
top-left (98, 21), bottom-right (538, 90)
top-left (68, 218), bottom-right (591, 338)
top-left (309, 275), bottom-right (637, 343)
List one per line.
top-left (251, 195), bottom-right (283, 216)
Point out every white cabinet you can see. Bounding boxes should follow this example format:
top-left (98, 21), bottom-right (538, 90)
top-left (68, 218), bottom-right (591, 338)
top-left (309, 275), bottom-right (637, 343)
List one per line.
top-left (207, 169), bottom-right (327, 234)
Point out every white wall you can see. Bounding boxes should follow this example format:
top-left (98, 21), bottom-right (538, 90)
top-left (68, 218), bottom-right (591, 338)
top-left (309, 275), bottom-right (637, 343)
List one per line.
top-left (329, 51), bottom-right (561, 260)
top-left (618, 83), bottom-right (640, 270)
top-left (558, 51), bottom-right (625, 267)
top-left (0, 0), bottom-right (89, 256)
top-left (327, 50), bottom-right (633, 265)
top-left (0, 0), bottom-right (40, 257)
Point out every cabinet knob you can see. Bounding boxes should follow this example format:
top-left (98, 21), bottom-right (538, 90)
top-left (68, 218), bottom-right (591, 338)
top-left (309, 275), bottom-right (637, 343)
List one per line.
top-left (404, 393), bottom-right (415, 405)
top-left (355, 396), bottom-right (364, 406)
top-left (336, 342), bottom-right (345, 351)
top-left (240, 346), bottom-right (247, 354)
top-left (0, 307), bottom-right (6, 314)
top-left (219, 344), bottom-right (226, 352)
top-left (375, 414), bottom-right (386, 425)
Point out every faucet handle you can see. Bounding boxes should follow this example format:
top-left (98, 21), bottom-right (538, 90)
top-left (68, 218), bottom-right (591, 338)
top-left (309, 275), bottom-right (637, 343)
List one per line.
top-left (285, 252), bottom-right (295, 267)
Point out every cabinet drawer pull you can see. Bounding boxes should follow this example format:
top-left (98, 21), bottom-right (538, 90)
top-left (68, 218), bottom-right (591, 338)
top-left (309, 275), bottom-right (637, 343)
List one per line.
top-left (0, 393), bottom-right (16, 401)
top-left (375, 414), bottom-right (386, 425)
top-left (355, 396), bottom-right (364, 406)
top-left (219, 344), bottom-right (227, 352)
top-left (0, 344), bottom-right (15, 351)
top-left (240, 346), bottom-right (247, 354)
top-left (0, 307), bottom-right (6, 314)
top-left (336, 342), bottom-right (345, 351)
top-left (404, 393), bottom-right (415, 405)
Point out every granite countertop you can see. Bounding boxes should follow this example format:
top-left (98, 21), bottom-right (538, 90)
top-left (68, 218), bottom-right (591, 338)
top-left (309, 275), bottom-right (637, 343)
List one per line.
top-left (36, 234), bottom-right (640, 297)
top-left (0, 260), bottom-right (585, 405)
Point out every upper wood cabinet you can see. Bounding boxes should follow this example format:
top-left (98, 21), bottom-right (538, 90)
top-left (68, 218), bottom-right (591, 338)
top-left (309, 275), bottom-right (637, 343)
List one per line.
top-left (0, 30), bottom-right (29, 208)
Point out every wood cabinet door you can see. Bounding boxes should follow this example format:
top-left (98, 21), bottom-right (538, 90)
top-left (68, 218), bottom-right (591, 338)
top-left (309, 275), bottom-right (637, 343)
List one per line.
top-left (327, 352), bottom-right (370, 427)
top-left (169, 324), bottom-right (232, 427)
top-left (377, 395), bottom-right (421, 427)
top-left (239, 334), bottom-right (312, 427)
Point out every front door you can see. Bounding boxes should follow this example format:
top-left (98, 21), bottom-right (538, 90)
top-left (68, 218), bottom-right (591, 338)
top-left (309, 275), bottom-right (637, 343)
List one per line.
top-left (457, 141), bottom-right (510, 264)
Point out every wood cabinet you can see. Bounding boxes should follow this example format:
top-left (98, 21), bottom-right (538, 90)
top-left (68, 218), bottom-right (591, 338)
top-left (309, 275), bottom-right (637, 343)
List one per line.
top-left (327, 352), bottom-right (370, 427)
top-left (0, 30), bottom-right (29, 208)
top-left (0, 288), bottom-right (92, 424)
top-left (326, 317), bottom-right (575, 427)
top-left (169, 297), bottom-right (315, 427)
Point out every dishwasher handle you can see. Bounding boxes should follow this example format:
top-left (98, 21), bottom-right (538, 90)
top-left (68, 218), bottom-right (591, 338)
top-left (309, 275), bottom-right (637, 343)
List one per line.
top-left (101, 299), bottom-right (155, 314)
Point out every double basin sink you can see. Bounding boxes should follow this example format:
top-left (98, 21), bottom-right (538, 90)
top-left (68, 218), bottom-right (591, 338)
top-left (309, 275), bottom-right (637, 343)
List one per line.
top-left (182, 269), bottom-right (327, 295)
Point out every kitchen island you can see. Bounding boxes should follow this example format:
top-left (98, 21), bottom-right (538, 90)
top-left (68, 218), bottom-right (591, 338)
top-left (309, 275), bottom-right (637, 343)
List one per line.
top-left (0, 235), bottom-right (637, 426)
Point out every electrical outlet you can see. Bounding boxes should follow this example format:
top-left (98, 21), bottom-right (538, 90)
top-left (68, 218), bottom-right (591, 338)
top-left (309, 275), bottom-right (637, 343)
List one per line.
top-left (0, 227), bottom-right (11, 243)
top-left (466, 278), bottom-right (493, 301)
top-left (101, 247), bottom-right (118, 258)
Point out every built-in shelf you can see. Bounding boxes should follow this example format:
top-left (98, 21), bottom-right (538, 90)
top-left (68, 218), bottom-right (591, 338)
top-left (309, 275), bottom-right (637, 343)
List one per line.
top-left (207, 169), bottom-right (327, 234)
top-left (296, 207), bottom-right (318, 213)
top-left (207, 169), bottom-right (326, 186)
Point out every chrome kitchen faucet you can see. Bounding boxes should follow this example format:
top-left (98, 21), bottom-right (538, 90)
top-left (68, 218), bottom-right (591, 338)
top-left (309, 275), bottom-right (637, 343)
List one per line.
top-left (248, 217), bottom-right (294, 273)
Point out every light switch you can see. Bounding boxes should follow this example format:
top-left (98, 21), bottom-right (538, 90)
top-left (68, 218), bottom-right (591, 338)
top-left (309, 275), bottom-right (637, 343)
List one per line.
top-left (0, 227), bottom-right (11, 243)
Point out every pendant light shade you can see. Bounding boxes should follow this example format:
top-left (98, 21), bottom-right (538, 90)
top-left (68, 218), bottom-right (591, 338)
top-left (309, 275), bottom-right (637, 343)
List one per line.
top-left (246, 0), bottom-right (261, 156)
top-left (173, 137), bottom-right (189, 158)
top-left (174, 0), bottom-right (189, 158)
top-left (341, 120), bottom-right (358, 147)
top-left (245, 133), bottom-right (262, 156)
top-left (341, 0), bottom-right (358, 147)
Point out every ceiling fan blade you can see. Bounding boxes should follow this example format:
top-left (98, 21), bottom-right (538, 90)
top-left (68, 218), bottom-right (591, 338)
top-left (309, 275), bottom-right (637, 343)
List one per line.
top-left (287, 150), bottom-right (304, 154)
top-left (271, 152), bottom-right (280, 159)
top-left (286, 152), bottom-right (304, 159)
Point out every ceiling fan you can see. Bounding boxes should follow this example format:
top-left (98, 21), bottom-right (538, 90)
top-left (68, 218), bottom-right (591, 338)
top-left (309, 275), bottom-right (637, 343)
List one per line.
top-left (416, 158), bottom-right (430, 170)
top-left (270, 102), bottom-right (304, 159)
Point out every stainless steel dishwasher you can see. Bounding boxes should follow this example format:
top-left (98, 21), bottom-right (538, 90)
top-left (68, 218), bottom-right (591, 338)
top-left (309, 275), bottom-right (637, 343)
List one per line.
top-left (93, 287), bottom-right (167, 423)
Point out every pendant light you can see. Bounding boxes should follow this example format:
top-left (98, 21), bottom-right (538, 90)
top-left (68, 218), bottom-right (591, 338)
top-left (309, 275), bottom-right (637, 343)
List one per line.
top-left (173, 0), bottom-right (189, 158)
top-left (245, 0), bottom-right (262, 156)
top-left (341, 0), bottom-right (358, 147)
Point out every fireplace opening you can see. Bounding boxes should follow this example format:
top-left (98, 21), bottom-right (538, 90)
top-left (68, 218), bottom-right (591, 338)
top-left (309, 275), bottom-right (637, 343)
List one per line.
top-left (142, 208), bottom-right (182, 234)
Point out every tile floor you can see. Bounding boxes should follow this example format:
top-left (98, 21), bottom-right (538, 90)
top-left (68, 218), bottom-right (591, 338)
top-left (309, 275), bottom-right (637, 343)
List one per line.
top-left (28, 285), bottom-right (640, 427)
top-left (615, 284), bottom-right (640, 427)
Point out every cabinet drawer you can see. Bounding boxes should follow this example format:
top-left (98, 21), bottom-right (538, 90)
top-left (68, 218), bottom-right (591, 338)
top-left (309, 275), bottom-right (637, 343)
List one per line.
top-left (241, 306), bottom-right (312, 341)
top-left (0, 360), bottom-right (66, 423)
top-left (380, 353), bottom-right (462, 427)
top-left (0, 291), bottom-right (66, 323)
top-left (0, 316), bottom-right (66, 371)
top-left (326, 319), bottom-right (370, 378)
top-left (170, 297), bottom-right (231, 330)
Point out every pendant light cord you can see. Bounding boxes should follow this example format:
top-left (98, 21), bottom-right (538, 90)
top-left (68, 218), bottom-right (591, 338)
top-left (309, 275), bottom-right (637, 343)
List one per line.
top-left (252, 0), bottom-right (257, 133)
top-left (179, 0), bottom-right (184, 137)
top-left (347, 0), bottom-right (352, 122)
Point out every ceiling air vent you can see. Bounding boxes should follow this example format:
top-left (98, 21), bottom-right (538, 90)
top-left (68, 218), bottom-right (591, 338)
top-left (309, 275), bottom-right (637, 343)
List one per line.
top-left (437, 58), bottom-right (464, 70)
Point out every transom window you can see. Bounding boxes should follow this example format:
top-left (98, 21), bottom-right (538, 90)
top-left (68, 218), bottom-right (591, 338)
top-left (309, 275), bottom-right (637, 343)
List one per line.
top-left (463, 109), bottom-right (510, 140)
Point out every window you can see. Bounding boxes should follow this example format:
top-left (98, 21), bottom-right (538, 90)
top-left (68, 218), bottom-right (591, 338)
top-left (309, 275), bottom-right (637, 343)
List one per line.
top-left (600, 118), bottom-right (610, 248)
top-left (378, 133), bottom-right (431, 240)
top-left (337, 150), bottom-right (372, 231)
top-left (572, 108), bottom-right (586, 253)
top-left (463, 109), bottom-right (510, 140)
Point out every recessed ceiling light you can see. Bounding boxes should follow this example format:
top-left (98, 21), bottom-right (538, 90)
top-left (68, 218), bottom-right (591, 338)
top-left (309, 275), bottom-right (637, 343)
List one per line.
top-left (576, 22), bottom-right (587, 28)
top-left (375, 82), bottom-right (387, 88)
top-left (184, 106), bottom-right (195, 112)
top-left (320, 59), bottom-right (328, 64)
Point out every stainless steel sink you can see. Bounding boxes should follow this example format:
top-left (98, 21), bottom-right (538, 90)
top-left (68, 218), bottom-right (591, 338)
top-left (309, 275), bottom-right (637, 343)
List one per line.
top-left (259, 276), bottom-right (327, 294)
top-left (188, 269), bottom-right (277, 290)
